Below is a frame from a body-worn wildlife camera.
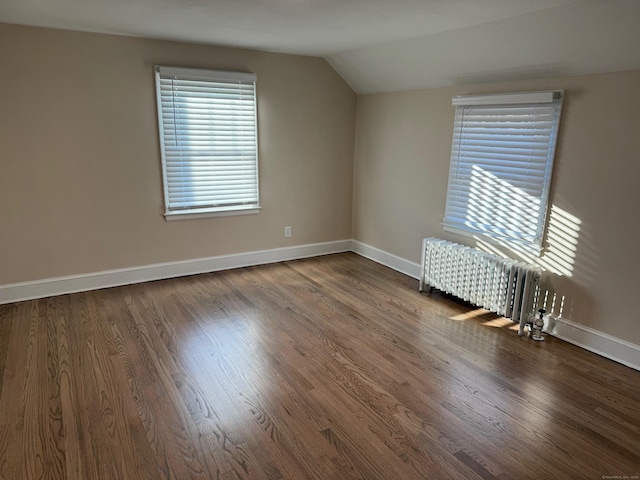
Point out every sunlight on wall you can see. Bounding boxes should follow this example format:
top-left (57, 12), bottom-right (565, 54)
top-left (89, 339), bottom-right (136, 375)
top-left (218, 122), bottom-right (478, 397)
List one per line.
top-left (442, 163), bottom-right (584, 325)
top-left (463, 163), bottom-right (581, 278)
top-left (539, 287), bottom-right (566, 317)
top-left (474, 205), bottom-right (581, 278)
top-left (468, 204), bottom-right (583, 320)
top-left (539, 206), bottom-right (581, 276)
top-left (463, 204), bottom-right (583, 323)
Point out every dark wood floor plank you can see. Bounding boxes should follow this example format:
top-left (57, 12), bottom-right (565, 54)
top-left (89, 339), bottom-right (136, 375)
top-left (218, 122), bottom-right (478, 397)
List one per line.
top-left (21, 301), bottom-right (51, 480)
top-left (112, 289), bottom-right (217, 480)
top-left (0, 305), bottom-right (13, 411)
top-left (0, 304), bottom-right (18, 480)
top-left (80, 292), bottom-right (158, 479)
top-left (137, 280), bottom-right (290, 480)
top-left (1, 253), bottom-right (640, 479)
top-left (51, 296), bottom-right (83, 480)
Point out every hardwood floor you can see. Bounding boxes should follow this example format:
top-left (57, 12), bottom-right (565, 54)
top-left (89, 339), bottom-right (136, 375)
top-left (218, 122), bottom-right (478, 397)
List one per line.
top-left (1, 252), bottom-right (639, 479)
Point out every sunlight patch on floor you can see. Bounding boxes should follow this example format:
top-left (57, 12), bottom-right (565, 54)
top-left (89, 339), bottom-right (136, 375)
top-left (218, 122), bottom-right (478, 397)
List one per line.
top-left (449, 308), bottom-right (489, 321)
top-left (482, 317), bottom-right (513, 328)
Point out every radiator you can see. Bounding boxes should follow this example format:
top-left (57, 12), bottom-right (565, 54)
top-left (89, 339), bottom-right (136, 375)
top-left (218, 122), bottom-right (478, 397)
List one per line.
top-left (419, 238), bottom-right (541, 332)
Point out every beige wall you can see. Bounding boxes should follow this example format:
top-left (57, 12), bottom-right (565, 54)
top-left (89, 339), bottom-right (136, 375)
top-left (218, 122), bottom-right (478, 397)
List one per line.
top-left (0, 24), bottom-right (356, 284)
top-left (2, 23), bottom-right (638, 347)
top-left (353, 70), bottom-right (640, 345)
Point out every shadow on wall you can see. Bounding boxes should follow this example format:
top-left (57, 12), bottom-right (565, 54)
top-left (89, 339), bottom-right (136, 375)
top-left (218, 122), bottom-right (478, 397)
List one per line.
top-left (473, 204), bottom-right (597, 323)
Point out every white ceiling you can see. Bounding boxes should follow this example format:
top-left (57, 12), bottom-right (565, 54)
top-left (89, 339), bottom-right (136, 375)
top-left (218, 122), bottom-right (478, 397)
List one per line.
top-left (329, 0), bottom-right (640, 93)
top-left (1, 0), bottom-right (639, 93)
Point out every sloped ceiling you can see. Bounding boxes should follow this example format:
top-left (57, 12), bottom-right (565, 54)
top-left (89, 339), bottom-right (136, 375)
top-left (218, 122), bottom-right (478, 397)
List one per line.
top-left (1, 0), bottom-right (639, 93)
top-left (328, 0), bottom-right (640, 93)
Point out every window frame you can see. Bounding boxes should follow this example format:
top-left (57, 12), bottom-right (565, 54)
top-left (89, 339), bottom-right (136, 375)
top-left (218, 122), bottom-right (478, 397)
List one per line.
top-left (443, 90), bottom-right (564, 252)
top-left (154, 65), bottom-right (260, 220)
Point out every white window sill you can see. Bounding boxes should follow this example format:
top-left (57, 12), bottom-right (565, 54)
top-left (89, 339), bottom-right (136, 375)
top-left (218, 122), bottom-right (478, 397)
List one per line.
top-left (164, 206), bottom-right (261, 221)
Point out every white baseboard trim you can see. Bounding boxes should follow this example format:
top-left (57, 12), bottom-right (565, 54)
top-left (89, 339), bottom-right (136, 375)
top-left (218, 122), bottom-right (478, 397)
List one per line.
top-left (351, 240), bottom-right (421, 279)
top-left (351, 241), bottom-right (640, 371)
top-left (0, 239), bottom-right (352, 305)
top-left (4, 238), bottom-right (638, 372)
top-left (546, 316), bottom-right (640, 372)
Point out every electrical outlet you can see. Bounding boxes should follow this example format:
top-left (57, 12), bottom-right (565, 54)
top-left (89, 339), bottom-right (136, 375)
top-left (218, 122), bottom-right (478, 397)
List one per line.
top-left (284, 226), bottom-right (292, 238)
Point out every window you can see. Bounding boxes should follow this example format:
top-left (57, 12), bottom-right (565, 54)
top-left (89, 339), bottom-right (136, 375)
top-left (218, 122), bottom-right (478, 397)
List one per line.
top-left (154, 66), bottom-right (259, 219)
top-left (443, 91), bottom-right (563, 251)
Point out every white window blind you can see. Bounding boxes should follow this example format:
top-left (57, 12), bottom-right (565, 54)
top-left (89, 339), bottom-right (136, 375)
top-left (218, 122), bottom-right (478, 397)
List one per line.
top-left (155, 66), bottom-right (259, 218)
top-left (443, 91), bottom-right (563, 250)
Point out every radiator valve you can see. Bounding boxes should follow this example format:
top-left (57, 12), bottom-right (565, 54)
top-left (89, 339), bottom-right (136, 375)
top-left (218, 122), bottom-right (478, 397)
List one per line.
top-left (530, 309), bottom-right (546, 341)
top-left (521, 309), bottom-right (545, 340)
